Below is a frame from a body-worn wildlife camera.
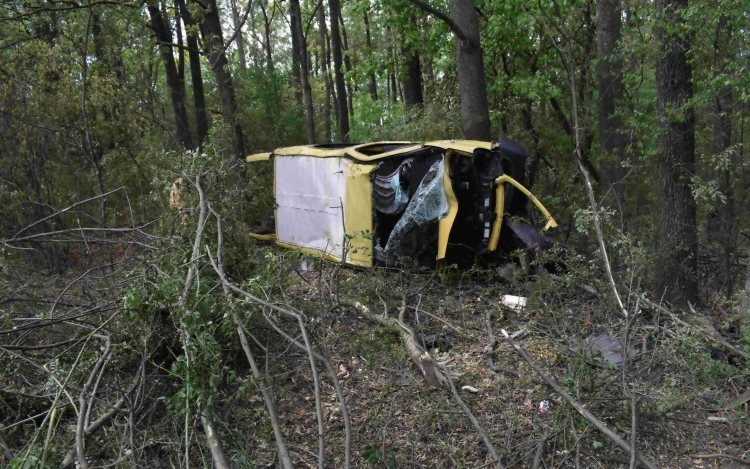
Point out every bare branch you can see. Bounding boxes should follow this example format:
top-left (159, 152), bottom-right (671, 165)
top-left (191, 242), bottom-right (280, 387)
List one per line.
top-left (435, 360), bottom-right (504, 469)
top-left (405, 0), bottom-right (469, 45)
top-left (10, 187), bottom-right (125, 239)
top-left (501, 329), bottom-right (660, 469)
top-left (261, 311), bottom-right (352, 469)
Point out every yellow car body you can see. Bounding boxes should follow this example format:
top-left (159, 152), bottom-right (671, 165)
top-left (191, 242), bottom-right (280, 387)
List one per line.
top-left (247, 140), bottom-right (557, 268)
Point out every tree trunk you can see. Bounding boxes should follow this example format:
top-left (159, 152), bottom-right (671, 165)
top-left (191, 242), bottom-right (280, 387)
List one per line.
top-left (364, 12), bottom-right (378, 100)
top-left (230, 0), bottom-right (248, 69)
top-left (596, 0), bottom-right (626, 204)
top-left (405, 0), bottom-right (490, 138)
top-left (318, 6), bottom-right (332, 143)
top-left (290, 0), bottom-right (315, 143)
top-left (448, 0), bottom-right (490, 140)
top-left (402, 48), bottom-right (423, 106)
top-left (175, 8), bottom-right (185, 85)
top-left (147, 0), bottom-right (195, 150)
top-left (329, 0), bottom-right (349, 141)
top-left (175, 0), bottom-right (209, 148)
top-left (655, 0), bottom-right (698, 306)
top-left (249, 1), bottom-right (261, 68)
top-left (339, 13), bottom-right (354, 121)
top-left (198, 0), bottom-right (246, 161)
top-left (424, 57), bottom-right (434, 94)
top-left (712, 15), bottom-right (734, 298)
top-left (259, 0), bottom-right (274, 69)
top-left (290, 1), bottom-right (303, 106)
top-left (388, 72), bottom-right (398, 104)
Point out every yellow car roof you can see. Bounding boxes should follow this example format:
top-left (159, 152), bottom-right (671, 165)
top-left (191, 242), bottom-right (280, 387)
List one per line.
top-left (246, 140), bottom-right (494, 163)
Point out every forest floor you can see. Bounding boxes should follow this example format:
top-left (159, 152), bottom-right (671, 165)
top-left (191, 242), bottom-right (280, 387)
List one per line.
top-left (2, 242), bottom-right (749, 469)
top-left (208, 248), bottom-right (750, 469)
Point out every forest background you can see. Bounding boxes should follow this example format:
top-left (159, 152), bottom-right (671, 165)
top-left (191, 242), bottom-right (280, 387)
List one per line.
top-left (1, 0), bottom-right (750, 467)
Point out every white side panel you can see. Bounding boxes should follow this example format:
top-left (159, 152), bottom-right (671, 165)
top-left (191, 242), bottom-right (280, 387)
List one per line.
top-left (275, 156), bottom-right (348, 257)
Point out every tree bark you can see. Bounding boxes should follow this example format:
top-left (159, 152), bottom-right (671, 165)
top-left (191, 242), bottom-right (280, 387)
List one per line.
top-left (290, 1), bottom-right (303, 105)
top-left (449, 0), bottom-right (489, 140)
top-left (388, 72), bottom-right (398, 104)
top-left (329, 0), bottom-right (349, 141)
top-left (318, 6), bottom-right (332, 143)
top-left (424, 57), bottom-right (434, 94)
top-left (655, 0), bottom-right (698, 306)
top-left (290, 0), bottom-right (315, 143)
top-left (364, 12), bottom-right (378, 100)
top-left (339, 12), bottom-right (354, 121)
top-left (230, 0), bottom-right (248, 69)
top-left (712, 15), bottom-right (734, 298)
top-left (402, 48), bottom-right (423, 106)
top-left (197, 0), bottom-right (246, 162)
top-left (147, 0), bottom-right (195, 150)
top-left (596, 0), bottom-right (626, 205)
top-left (408, 0), bottom-right (490, 139)
top-left (259, 0), bottom-right (274, 69)
top-left (174, 7), bottom-right (185, 85)
top-left (175, 0), bottom-right (209, 148)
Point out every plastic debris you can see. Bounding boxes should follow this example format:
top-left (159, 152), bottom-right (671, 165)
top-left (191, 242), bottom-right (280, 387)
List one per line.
top-left (706, 416), bottom-right (730, 425)
top-left (539, 400), bottom-right (550, 413)
top-left (502, 295), bottom-right (527, 311)
top-left (584, 333), bottom-right (623, 367)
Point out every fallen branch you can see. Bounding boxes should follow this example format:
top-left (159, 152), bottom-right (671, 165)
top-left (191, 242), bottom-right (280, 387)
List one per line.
top-left (484, 310), bottom-right (520, 378)
top-left (640, 297), bottom-right (750, 360)
top-left (203, 207), bottom-right (294, 469)
top-left (59, 379), bottom-right (136, 467)
top-left (177, 174), bottom-right (230, 469)
top-left (262, 310), bottom-right (351, 469)
top-left (75, 333), bottom-right (112, 469)
top-left (201, 408), bottom-right (230, 469)
top-left (435, 361), bottom-right (504, 469)
top-left (11, 187), bottom-right (125, 240)
top-left (341, 298), bottom-right (443, 387)
top-left (531, 430), bottom-right (549, 469)
top-left (703, 388), bottom-right (750, 412)
top-left (501, 329), bottom-right (660, 469)
top-left (0, 431), bottom-right (13, 461)
top-left (689, 453), bottom-right (750, 466)
top-left (0, 338), bottom-right (79, 350)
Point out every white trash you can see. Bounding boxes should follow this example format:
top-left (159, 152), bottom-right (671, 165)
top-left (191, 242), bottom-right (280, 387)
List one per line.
top-left (502, 295), bottom-right (527, 310)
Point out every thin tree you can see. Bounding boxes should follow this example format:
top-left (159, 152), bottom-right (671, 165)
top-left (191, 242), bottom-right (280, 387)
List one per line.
top-left (329, 0), bottom-right (349, 141)
top-left (290, 0), bottom-right (315, 143)
top-left (339, 12), bottom-right (354, 121)
top-left (655, 0), bottom-right (698, 305)
top-left (406, 0), bottom-right (490, 140)
top-left (175, 0), bottom-right (210, 148)
top-left (364, 11), bottom-right (378, 100)
top-left (196, 0), bottom-right (246, 161)
top-left (258, 0), bottom-right (275, 69)
top-left (402, 48), bottom-right (423, 106)
top-left (318, 5), bottom-right (332, 143)
top-left (596, 0), bottom-right (626, 205)
top-left (290, 1), bottom-right (303, 105)
top-left (712, 14), bottom-right (734, 298)
top-left (146, 0), bottom-right (195, 150)
top-left (231, 0), bottom-right (248, 69)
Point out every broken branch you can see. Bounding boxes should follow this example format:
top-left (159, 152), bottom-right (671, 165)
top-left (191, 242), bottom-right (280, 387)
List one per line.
top-left (501, 329), bottom-right (660, 469)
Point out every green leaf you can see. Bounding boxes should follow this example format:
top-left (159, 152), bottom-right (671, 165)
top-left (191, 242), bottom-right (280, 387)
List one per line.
top-left (124, 290), bottom-right (142, 310)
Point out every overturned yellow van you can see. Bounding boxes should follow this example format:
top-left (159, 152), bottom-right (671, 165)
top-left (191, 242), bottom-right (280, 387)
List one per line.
top-left (246, 140), bottom-right (558, 269)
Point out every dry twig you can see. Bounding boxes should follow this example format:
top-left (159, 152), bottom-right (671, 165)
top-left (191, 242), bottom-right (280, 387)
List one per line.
top-left (501, 329), bottom-right (660, 469)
